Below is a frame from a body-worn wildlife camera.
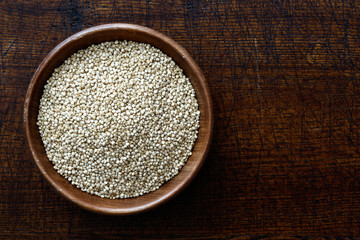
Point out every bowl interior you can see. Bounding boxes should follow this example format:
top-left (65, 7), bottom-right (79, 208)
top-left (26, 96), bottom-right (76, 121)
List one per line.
top-left (24, 24), bottom-right (212, 215)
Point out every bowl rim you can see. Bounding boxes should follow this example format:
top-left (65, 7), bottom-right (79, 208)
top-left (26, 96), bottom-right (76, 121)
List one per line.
top-left (24, 23), bottom-right (213, 215)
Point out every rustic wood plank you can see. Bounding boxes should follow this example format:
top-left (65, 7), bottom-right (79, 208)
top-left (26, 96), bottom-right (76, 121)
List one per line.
top-left (2, 0), bottom-right (360, 238)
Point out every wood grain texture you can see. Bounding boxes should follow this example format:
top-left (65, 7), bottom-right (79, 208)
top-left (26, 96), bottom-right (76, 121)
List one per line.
top-left (2, 0), bottom-right (360, 238)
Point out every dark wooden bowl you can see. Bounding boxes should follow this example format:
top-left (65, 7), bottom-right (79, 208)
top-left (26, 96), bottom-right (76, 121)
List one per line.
top-left (24, 23), bottom-right (213, 215)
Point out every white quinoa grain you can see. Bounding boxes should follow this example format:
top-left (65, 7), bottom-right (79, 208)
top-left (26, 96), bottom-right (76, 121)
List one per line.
top-left (37, 41), bottom-right (200, 199)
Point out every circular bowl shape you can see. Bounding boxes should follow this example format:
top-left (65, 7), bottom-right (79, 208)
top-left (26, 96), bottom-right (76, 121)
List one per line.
top-left (24, 23), bottom-right (213, 215)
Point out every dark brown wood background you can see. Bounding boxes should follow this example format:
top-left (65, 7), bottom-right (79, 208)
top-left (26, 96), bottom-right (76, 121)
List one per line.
top-left (2, 0), bottom-right (360, 238)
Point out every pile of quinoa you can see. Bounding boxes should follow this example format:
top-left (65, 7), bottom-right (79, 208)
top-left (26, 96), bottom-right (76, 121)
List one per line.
top-left (37, 40), bottom-right (200, 199)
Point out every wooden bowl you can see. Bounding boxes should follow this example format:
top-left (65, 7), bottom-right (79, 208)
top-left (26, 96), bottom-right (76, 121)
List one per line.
top-left (24, 23), bottom-right (213, 215)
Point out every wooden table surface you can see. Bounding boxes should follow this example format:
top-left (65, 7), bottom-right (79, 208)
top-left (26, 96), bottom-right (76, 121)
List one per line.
top-left (2, 0), bottom-right (360, 238)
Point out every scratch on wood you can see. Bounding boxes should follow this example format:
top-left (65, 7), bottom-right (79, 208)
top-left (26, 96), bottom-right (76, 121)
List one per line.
top-left (0, 41), bottom-right (3, 85)
top-left (254, 38), bottom-right (261, 91)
